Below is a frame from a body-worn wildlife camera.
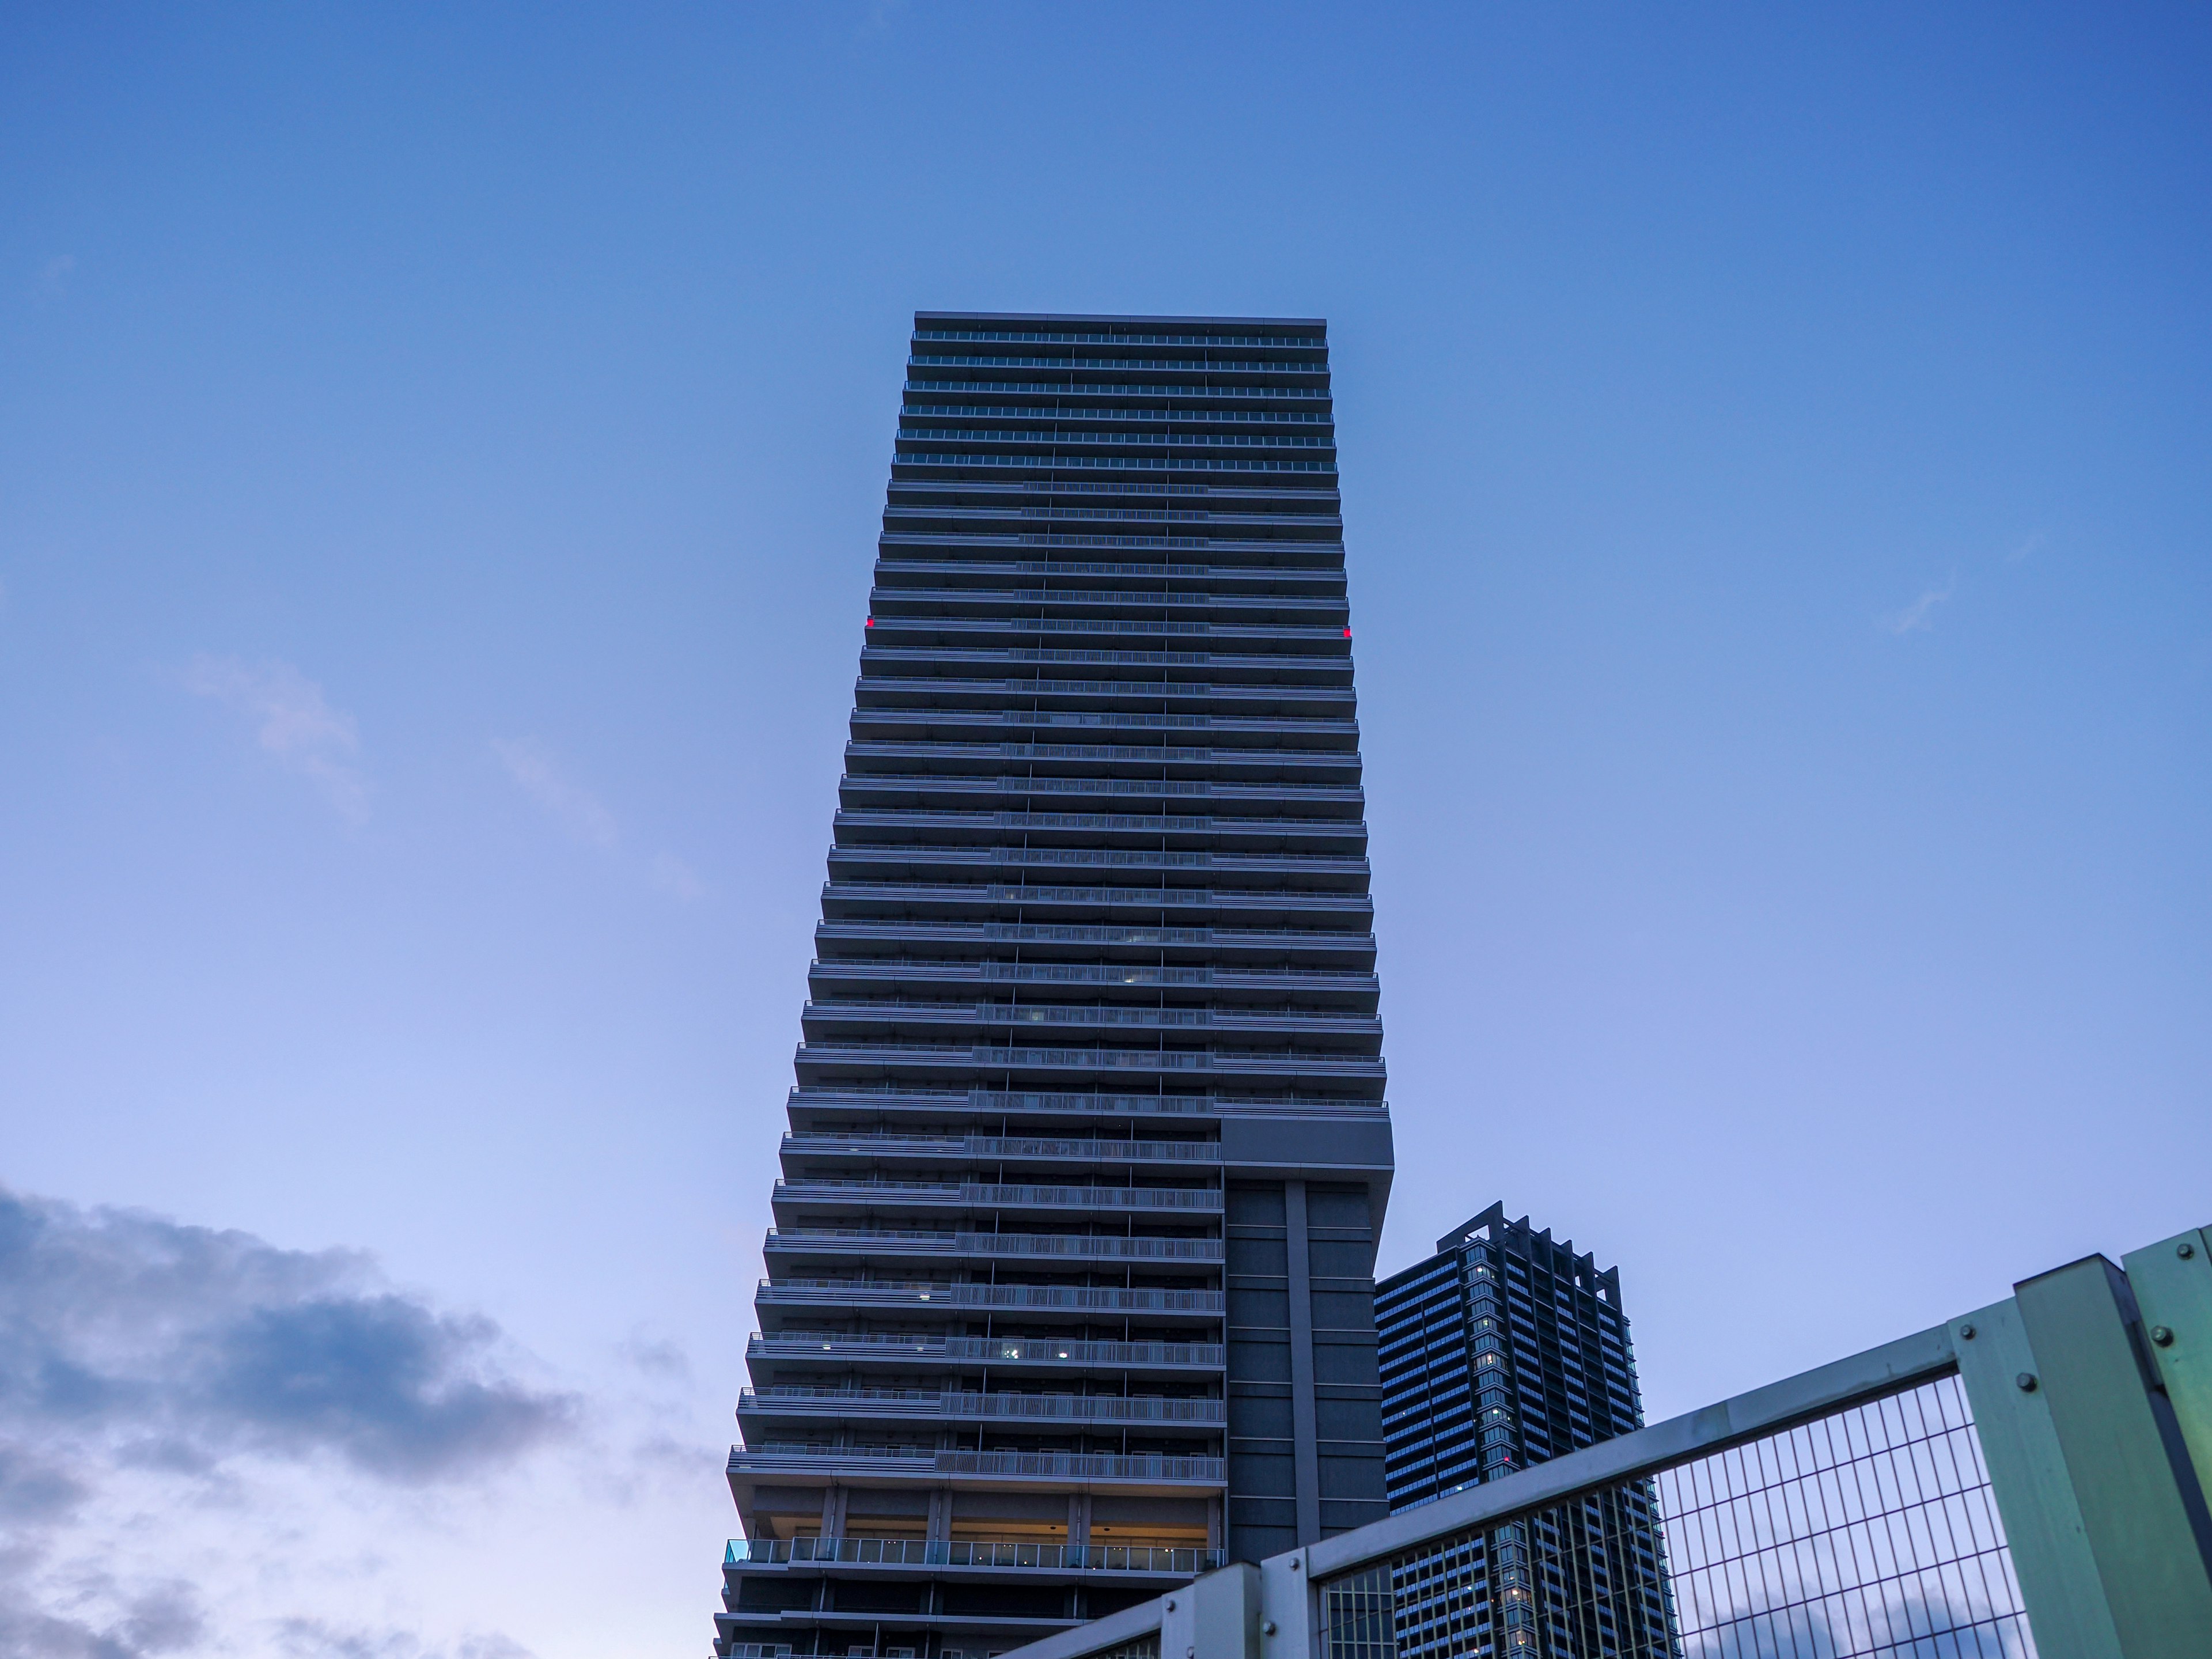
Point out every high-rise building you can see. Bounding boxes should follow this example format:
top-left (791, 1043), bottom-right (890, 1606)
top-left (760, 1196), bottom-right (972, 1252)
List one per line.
top-left (712, 312), bottom-right (1396, 1659)
top-left (1374, 1205), bottom-right (1674, 1659)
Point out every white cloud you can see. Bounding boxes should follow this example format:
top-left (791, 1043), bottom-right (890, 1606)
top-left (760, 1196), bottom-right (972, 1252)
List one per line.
top-left (2007, 531), bottom-right (2044, 563)
top-left (39, 254), bottom-right (75, 295)
top-left (491, 739), bottom-right (618, 849)
top-left (649, 851), bottom-right (707, 901)
top-left (1883, 574), bottom-right (1956, 636)
top-left (184, 656), bottom-right (370, 820)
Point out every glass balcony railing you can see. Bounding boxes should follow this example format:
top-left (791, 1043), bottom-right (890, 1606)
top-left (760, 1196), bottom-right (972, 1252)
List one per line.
top-left (773, 1179), bottom-right (1222, 1211)
top-left (913, 329), bottom-right (1320, 349)
top-left (755, 1279), bottom-right (1227, 1315)
top-left (907, 378), bottom-right (1326, 400)
top-left (909, 354), bottom-right (1321, 373)
top-left (740, 1387), bottom-right (1226, 1423)
top-left (763, 1229), bottom-right (1225, 1262)
top-left (782, 1132), bottom-right (1222, 1161)
top-left (891, 451), bottom-right (1334, 476)
top-left (729, 1445), bottom-right (1227, 1482)
top-left (724, 1535), bottom-right (1227, 1574)
top-left (747, 1334), bottom-right (1225, 1367)
top-left (903, 404), bottom-right (1329, 426)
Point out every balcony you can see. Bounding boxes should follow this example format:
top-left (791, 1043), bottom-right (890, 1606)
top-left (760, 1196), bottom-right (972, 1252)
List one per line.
top-left (904, 375), bottom-right (1326, 400)
top-left (772, 1179), bottom-right (1223, 1213)
top-left (738, 1387), bottom-right (1226, 1425)
top-left (746, 1334), bottom-right (1225, 1369)
top-left (755, 1281), bottom-right (1227, 1318)
top-left (724, 1536), bottom-right (1225, 1575)
top-left (762, 1229), bottom-right (1225, 1265)
top-left (783, 1132), bottom-right (1220, 1163)
top-left (729, 1444), bottom-right (1226, 1485)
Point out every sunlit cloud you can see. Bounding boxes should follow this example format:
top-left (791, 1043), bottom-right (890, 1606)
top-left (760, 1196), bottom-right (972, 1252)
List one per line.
top-left (184, 656), bottom-right (370, 820)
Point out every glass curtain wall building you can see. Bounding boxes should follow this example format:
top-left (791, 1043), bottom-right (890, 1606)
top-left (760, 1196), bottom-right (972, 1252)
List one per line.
top-left (711, 312), bottom-right (1395, 1659)
top-left (1374, 1205), bottom-right (1674, 1658)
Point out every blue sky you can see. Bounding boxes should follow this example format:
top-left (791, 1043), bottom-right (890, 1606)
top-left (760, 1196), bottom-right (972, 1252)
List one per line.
top-left (3, 5), bottom-right (2207, 1656)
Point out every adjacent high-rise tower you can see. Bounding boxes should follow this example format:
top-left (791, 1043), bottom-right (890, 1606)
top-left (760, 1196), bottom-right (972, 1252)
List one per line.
top-left (1375, 1205), bottom-right (1674, 1658)
top-left (713, 312), bottom-right (1395, 1659)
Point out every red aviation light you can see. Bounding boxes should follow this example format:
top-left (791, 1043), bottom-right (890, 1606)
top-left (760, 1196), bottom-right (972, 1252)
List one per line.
top-left (865, 617), bottom-right (874, 628)
top-left (1343, 626), bottom-right (1353, 638)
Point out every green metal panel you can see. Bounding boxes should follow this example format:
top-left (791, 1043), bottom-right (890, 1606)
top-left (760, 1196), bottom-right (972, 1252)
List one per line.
top-left (2015, 1255), bottom-right (2212, 1657)
top-left (1952, 1297), bottom-right (2122, 1659)
top-left (2122, 1225), bottom-right (2212, 1504)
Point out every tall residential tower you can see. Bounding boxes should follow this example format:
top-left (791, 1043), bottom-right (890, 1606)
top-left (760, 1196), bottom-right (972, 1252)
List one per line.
top-left (713, 312), bottom-right (1395, 1659)
top-left (1374, 1205), bottom-right (1674, 1658)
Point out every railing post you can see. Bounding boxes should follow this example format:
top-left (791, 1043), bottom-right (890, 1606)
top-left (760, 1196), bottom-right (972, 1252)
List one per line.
top-left (1161, 1562), bottom-right (1260, 1659)
top-left (2122, 1224), bottom-right (2212, 1501)
top-left (1256, 1549), bottom-right (1316, 1659)
top-left (1961, 1253), bottom-right (2212, 1658)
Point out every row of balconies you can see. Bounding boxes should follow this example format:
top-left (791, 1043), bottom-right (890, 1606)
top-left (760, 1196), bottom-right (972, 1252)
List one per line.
top-left (871, 552), bottom-right (1345, 586)
top-left (724, 1536), bottom-right (1224, 1577)
top-left (729, 1444), bottom-right (1226, 1486)
top-left (790, 1045), bottom-right (1387, 1090)
top-left (888, 455), bottom-right (1333, 487)
top-left (823, 849), bottom-right (1370, 884)
top-left (783, 1084), bottom-right (1386, 1121)
top-left (755, 1279), bottom-right (1226, 1320)
top-left (859, 643), bottom-right (1353, 688)
top-left (870, 576), bottom-right (1342, 608)
top-left (738, 1393), bottom-right (1223, 1435)
top-left (748, 1334), bottom-right (1223, 1369)
top-left (762, 1230), bottom-right (1224, 1270)
top-left (842, 746), bottom-right (1358, 790)
top-left (809, 960), bottom-right (1377, 997)
top-left (819, 880), bottom-right (1374, 921)
top-left (813, 931), bottom-right (1376, 976)
top-left (902, 369), bottom-right (1327, 398)
top-left (868, 590), bottom-right (1346, 629)
top-left (801, 1000), bottom-right (1380, 1035)
top-left (847, 709), bottom-right (1359, 746)
top-left (835, 776), bottom-right (1366, 815)
top-left (859, 615), bottom-right (1347, 652)
top-left (782, 1131), bottom-right (1220, 1164)
top-left (850, 677), bottom-right (1354, 713)
top-left (771, 1178), bottom-right (1224, 1214)
top-left (893, 437), bottom-right (1332, 469)
top-left (885, 484), bottom-right (1336, 522)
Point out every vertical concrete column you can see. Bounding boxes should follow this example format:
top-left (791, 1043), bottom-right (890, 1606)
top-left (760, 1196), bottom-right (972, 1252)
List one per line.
top-left (1284, 1179), bottom-right (1321, 1546)
top-left (819, 1486), bottom-right (849, 1541)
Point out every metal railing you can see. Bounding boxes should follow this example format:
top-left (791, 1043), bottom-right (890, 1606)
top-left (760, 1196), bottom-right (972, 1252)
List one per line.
top-left (993, 1220), bottom-right (2212, 1659)
top-left (725, 1536), bottom-right (1226, 1575)
top-left (755, 1278), bottom-right (1226, 1315)
top-left (729, 1445), bottom-right (1226, 1483)
top-left (739, 1386), bottom-right (1226, 1424)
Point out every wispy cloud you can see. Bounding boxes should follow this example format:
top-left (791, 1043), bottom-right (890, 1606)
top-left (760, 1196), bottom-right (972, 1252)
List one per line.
top-left (494, 740), bottom-right (706, 899)
top-left (1883, 573), bottom-right (1956, 636)
top-left (491, 739), bottom-right (618, 849)
top-left (184, 656), bottom-right (370, 820)
top-left (38, 254), bottom-right (75, 296)
top-left (2007, 531), bottom-right (2044, 563)
top-left (649, 851), bottom-right (707, 900)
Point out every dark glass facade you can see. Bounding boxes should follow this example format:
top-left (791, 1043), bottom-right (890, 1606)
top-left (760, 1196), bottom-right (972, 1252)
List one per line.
top-left (712, 312), bottom-right (1395, 1659)
top-left (1374, 1206), bottom-right (1675, 1658)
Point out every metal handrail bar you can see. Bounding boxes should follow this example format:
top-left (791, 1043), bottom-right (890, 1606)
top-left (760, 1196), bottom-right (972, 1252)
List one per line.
top-left (1303, 1321), bottom-right (1956, 1584)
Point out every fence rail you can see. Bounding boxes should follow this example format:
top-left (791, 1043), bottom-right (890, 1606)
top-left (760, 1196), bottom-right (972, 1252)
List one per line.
top-left (989, 1221), bottom-right (2212, 1659)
